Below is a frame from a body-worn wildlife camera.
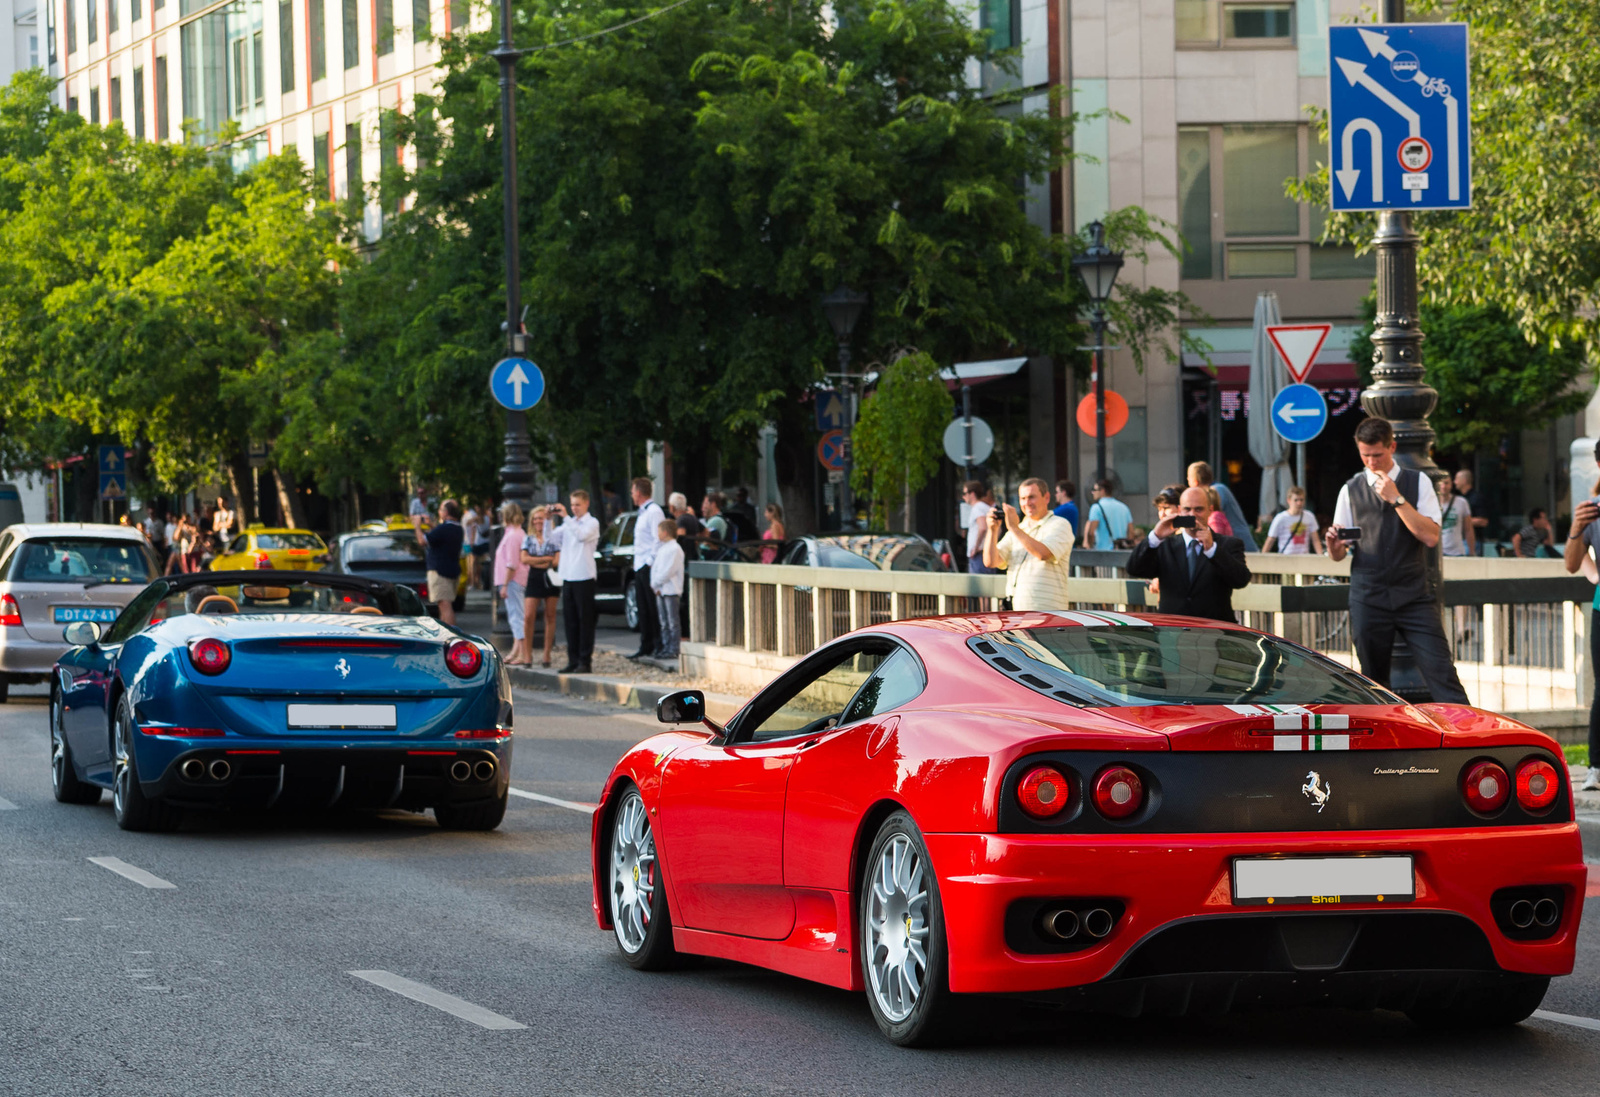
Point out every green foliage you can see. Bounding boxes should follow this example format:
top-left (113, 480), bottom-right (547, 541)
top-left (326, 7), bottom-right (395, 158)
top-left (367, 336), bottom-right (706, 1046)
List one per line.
top-left (850, 351), bottom-right (953, 524)
top-left (1295, 0), bottom-right (1600, 353)
top-left (1346, 297), bottom-right (1589, 454)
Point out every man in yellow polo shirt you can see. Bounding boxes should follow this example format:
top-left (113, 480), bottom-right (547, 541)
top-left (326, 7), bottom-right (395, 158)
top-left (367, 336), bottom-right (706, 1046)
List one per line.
top-left (983, 477), bottom-right (1075, 611)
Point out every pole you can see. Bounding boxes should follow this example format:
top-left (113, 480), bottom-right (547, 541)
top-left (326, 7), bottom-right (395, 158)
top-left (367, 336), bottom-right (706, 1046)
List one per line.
top-left (1296, 441), bottom-right (1306, 493)
top-left (492, 0), bottom-right (534, 513)
top-left (1092, 310), bottom-right (1108, 483)
top-left (962, 384), bottom-right (973, 481)
top-left (838, 340), bottom-right (854, 529)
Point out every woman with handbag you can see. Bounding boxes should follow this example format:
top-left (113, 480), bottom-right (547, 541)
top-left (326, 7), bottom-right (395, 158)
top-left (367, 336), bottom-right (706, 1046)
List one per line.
top-left (520, 506), bottom-right (563, 668)
top-left (494, 502), bottom-right (531, 666)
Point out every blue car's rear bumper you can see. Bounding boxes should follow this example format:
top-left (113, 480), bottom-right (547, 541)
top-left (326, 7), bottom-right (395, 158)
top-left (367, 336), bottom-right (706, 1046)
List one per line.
top-left (138, 738), bottom-right (513, 812)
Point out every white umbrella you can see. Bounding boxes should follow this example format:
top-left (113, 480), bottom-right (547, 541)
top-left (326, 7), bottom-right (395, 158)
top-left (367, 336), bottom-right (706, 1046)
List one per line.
top-left (1248, 291), bottom-right (1294, 524)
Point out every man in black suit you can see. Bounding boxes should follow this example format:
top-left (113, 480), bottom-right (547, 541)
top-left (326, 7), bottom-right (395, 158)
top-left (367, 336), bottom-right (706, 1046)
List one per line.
top-left (1126, 487), bottom-right (1251, 622)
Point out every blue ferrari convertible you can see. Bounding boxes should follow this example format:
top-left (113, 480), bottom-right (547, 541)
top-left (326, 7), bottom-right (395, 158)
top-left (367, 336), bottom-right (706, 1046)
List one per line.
top-left (48, 570), bottom-right (512, 832)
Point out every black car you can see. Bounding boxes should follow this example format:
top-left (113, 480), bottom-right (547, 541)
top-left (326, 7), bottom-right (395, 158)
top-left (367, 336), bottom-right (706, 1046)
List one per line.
top-left (332, 530), bottom-right (466, 616)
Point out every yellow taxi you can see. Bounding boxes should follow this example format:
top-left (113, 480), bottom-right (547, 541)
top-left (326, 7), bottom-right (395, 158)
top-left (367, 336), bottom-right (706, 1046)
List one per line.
top-left (211, 525), bottom-right (330, 571)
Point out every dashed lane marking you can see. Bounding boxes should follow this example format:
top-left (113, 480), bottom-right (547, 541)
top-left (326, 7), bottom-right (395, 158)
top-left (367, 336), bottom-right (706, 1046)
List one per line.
top-left (347, 970), bottom-right (527, 1030)
top-left (1534, 1010), bottom-right (1600, 1033)
top-left (0, 794), bottom-right (17, 810)
top-left (508, 787), bottom-right (597, 814)
top-left (87, 856), bottom-right (176, 890)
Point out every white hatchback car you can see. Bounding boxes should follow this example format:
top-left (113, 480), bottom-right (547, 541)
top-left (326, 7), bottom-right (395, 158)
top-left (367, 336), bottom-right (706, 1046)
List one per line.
top-left (0, 523), bottom-right (158, 700)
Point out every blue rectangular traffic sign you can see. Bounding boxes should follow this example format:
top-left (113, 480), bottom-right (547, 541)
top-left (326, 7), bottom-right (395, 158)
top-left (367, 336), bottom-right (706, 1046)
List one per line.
top-left (1329, 23), bottom-right (1470, 211)
top-left (97, 445), bottom-right (126, 500)
top-left (814, 390), bottom-right (846, 432)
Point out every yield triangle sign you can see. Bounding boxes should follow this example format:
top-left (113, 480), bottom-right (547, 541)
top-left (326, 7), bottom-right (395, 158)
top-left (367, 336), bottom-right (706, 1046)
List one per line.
top-left (1265, 324), bottom-right (1331, 384)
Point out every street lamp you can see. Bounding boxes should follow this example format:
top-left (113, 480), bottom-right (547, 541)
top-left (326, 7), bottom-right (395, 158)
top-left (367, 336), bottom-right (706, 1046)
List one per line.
top-left (1071, 221), bottom-right (1123, 484)
top-left (820, 285), bottom-right (868, 529)
top-left (491, 0), bottom-right (534, 513)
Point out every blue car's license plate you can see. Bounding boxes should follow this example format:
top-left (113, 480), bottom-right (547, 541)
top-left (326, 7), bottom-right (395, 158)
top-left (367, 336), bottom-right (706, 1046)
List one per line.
top-left (53, 606), bottom-right (118, 624)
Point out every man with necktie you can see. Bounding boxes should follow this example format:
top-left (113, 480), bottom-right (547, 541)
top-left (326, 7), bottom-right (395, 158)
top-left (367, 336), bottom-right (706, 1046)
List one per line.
top-left (1126, 486), bottom-right (1251, 623)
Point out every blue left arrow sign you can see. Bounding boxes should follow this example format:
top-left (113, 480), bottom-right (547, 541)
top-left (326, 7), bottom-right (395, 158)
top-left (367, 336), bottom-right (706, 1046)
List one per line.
top-left (1270, 383), bottom-right (1329, 444)
top-left (489, 357), bottom-right (545, 412)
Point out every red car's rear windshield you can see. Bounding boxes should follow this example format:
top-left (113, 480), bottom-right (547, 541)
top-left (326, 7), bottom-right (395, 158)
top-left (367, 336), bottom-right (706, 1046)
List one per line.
top-left (972, 626), bottom-right (1395, 707)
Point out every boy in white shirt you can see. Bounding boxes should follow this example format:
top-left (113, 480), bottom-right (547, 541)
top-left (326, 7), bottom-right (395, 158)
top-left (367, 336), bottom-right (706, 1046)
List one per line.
top-left (1263, 487), bottom-right (1322, 555)
top-left (649, 520), bottom-right (686, 659)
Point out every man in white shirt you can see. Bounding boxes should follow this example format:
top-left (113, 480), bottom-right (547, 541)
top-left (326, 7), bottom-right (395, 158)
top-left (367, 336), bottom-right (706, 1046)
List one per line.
top-left (212, 497), bottom-right (236, 543)
top-left (962, 480), bottom-right (994, 574)
top-left (983, 477), bottom-right (1075, 611)
top-left (1437, 476), bottom-right (1475, 557)
top-left (627, 476), bottom-right (667, 660)
top-left (553, 490), bottom-right (601, 674)
top-left (649, 519), bottom-right (686, 660)
top-left (1327, 417), bottom-right (1466, 703)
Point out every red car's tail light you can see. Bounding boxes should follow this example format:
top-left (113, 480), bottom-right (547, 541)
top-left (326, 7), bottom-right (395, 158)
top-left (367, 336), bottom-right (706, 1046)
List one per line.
top-left (1462, 760), bottom-right (1510, 814)
top-left (0, 594), bottom-right (20, 627)
top-left (188, 638), bottom-right (232, 675)
top-left (445, 639), bottom-right (483, 678)
top-left (1092, 766), bottom-right (1144, 820)
top-left (1516, 759), bottom-right (1560, 812)
top-left (1017, 766), bottom-right (1070, 819)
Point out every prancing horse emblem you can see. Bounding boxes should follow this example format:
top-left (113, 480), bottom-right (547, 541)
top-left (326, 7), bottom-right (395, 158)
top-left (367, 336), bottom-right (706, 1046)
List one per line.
top-left (1301, 770), bottom-right (1332, 813)
top-left (335, 658), bottom-right (351, 679)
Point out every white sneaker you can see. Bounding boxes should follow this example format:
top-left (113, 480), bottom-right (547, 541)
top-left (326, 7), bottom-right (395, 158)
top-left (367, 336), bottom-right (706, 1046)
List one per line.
top-left (1582, 767), bottom-right (1600, 792)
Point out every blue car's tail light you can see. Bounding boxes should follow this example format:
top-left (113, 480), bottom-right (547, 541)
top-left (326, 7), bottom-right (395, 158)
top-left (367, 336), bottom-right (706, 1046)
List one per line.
top-left (455, 727), bottom-right (512, 740)
top-left (188, 637), bottom-right (232, 675)
top-left (140, 725), bottom-right (224, 737)
top-left (445, 639), bottom-right (483, 678)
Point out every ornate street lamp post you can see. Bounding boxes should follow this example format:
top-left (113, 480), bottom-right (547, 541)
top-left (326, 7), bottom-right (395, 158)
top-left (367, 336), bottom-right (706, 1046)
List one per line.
top-left (1071, 221), bottom-right (1124, 484)
top-left (491, 0), bottom-right (534, 512)
top-left (820, 285), bottom-right (868, 528)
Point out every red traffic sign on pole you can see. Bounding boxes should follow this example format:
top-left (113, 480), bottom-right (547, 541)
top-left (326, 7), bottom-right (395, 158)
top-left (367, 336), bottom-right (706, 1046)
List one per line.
top-left (1265, 323), bottom-right (1332, 385)
top-left (817, 429), bottom-right (846, 471)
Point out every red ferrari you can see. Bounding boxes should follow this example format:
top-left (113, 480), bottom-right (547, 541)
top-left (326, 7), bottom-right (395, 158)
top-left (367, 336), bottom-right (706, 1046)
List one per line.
top-left (589, 611), bottom-right (1584, 1046)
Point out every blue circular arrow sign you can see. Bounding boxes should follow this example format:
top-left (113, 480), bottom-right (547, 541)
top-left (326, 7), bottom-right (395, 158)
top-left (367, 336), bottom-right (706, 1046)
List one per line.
top-left (489, 357), bottom-right (545, 411)
top-left (1270, 383), bottom-right (1329, 444)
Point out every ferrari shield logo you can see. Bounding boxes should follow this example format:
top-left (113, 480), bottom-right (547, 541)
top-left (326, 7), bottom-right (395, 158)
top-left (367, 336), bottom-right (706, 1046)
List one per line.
top-left (1301, 770), bottom-right (1332, 813)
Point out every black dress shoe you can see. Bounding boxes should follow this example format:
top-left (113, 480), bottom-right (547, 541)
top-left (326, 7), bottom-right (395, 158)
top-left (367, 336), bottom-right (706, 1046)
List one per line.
top-left (558, 663), bottom-right (579, 674)
top-left (627, 650), bottom-right (654, 660)
top-left (575, 663), bottom-right (592, 674)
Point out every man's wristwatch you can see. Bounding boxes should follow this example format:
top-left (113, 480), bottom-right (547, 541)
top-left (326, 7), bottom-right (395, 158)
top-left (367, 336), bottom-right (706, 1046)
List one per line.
top-left (1390, 498), bottom-right (1406, 510)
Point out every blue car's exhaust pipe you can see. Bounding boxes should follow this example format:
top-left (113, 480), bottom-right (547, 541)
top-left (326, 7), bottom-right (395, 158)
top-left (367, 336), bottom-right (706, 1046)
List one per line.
top-left (180, 759), bottom-right (205, 781)
top-left (209, 759), bottom-right (231, 781)
top-left (473, 760), bottom-right (496, 782)
top-left (449, 760), bottom-right (472, 782)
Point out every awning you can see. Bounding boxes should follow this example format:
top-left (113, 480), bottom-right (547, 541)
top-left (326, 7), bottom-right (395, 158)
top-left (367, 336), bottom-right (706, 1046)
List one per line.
top-left (862, 356), bottom-right (1031, 389)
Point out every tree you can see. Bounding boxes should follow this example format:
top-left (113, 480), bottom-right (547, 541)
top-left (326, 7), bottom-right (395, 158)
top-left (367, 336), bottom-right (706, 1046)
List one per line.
top-left (1347, 297), bottom-right (1589, 454)
top-left (851, 351), bottom-right (953, 526)
top-left (359, 0), bottom-right (1194, 520)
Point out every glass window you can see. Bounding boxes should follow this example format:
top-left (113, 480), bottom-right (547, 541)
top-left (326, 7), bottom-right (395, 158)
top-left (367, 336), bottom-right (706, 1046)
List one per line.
top-left (377, 0), bottom-right (393, 54)
top-left (345, 121), bottom-right (361, 197)
top-left (46, 0), bottom-right (54, 63)
top-left (132, 66), bottom-right (144, 136)
top-left (155, 55), bottom-right (168, 139)
top-left (1309, 205), bottom-right (1376, 281)
top-left (981, 0), bottom-right (1015, 51)
top-left (66, 0), bottom-right (76, 52)
top-left (131, 0), bottom-right (140, 21)
top-left (9, 539), bottom-right (157, 584)
top-left (448, 0), bottom-right (464, 32)
top-left (1177, 126), bottom-right (1212, 279)
top-left (148, 579), bottom-right (401, 622)
top-left (1175, 0), bottom-right (1216, 43)
top-left (279, 0), bottom-right (295, 91)
top-left (87, 0), bottom-right (97, 41)
top-left (109, 0), bottom-right (117, 32)
top-left (88, 86), bottom-right (98, 122)
top-left (1224, 3), bottom-right (1292, 40)
top-left (252, 31), bottom-right (264, 105)
top-left (841, 648), bottom-right (926, 724)
top-left (313, 130), bottom-right (330, 192)
top-left (109, 76), bottom-right (120, 121)
top-left (744, 647), bottom-right (890, 741)
top-left (342, 0), bottom-right (358, 68)
top-left (1222, 124), bottom-right (1298, 236)
top-left (412, 0), bottom-right (428, 39)
top-left (974, 626), bottom-right (1395, 707)
top-left (343, 534), bottom-right (425, 564)
top-left (104, 584), bottom-right (166, 644)
top-left (1226, 244), bottom-right (1296, 278)
top-left (254, 532), bottom-right (326, 550)
top-left (310, 0), bottom-right (326, 80)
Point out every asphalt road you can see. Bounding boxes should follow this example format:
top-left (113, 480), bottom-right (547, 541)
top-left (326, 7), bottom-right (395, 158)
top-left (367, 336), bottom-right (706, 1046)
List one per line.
top-left (7, 681), bottom-right (1600, 1096)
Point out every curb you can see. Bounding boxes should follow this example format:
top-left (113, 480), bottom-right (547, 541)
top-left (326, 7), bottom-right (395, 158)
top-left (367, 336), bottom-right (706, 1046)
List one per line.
top-left (506, 665), bottom-right (747, 723)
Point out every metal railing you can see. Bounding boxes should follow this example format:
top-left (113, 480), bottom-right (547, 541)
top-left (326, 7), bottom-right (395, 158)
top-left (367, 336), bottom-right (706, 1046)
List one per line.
top-left (686, 552), bottom-right (1593, 714)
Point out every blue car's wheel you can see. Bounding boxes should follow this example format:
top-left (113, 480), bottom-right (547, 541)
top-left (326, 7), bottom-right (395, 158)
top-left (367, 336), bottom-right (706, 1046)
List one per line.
top-left (50, 687), bottom-right (101, 805)
top-left (111, 698), bottom-right (179, 832)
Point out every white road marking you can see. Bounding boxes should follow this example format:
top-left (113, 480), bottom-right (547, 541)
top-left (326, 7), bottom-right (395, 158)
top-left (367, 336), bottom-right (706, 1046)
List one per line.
top-left (347, 970), bottom-right (527, 1030)
top-left (0, 794), bottom-right (18, 810)
top-left (1533, 1009), bottom-right (1600, 1033)
top-left (508, 787), bottom-right (597, 814)
top-left (87, 856), bottom-right (176, 890)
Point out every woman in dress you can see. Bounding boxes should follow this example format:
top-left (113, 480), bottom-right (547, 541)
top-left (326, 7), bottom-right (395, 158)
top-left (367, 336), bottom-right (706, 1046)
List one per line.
top-left (760, 503), bottom-right (785, 564)
top-left (1204, 486), bottom-right (1234, 538)
top-left (493, 502), bottom-right (531, 666)
top-left (520, 506), bottom-right (563, 668)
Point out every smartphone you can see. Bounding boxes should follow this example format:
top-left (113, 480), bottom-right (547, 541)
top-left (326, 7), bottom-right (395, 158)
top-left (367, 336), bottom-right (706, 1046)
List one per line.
top-left (1341, 527), bottom-right (1362, 542)
top-left (1171, 515), bottom-right (1196, 529)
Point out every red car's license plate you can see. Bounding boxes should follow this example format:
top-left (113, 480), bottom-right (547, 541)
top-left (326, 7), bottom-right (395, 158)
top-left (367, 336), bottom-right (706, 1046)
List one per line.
top-left (1232, 854), bottom-right (1415, 906)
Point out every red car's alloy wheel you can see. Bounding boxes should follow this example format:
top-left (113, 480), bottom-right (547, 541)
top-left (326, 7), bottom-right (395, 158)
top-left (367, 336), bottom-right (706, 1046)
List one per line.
top-left (865, 833), bottom-right (930, 1024)
top-left (609, 791), bottom-right (658, 954)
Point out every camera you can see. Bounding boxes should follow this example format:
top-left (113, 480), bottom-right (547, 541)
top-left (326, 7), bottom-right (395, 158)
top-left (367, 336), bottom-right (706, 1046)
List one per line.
top-left (1171, 515), bottom-right (1196, 529)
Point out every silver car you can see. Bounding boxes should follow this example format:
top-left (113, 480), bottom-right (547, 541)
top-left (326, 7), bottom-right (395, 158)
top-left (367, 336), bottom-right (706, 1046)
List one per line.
top-left (0, 523), bottom-right (158, 700)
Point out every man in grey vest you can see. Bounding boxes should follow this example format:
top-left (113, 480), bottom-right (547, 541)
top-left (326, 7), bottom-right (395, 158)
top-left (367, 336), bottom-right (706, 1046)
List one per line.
top-left (1326, 417), bottom-right (1468, 703)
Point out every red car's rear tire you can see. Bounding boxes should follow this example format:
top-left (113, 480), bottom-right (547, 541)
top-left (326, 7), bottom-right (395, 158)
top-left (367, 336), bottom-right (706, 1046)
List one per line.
top-left (608, 785), bottom-right (677, 970)
top-left (860, 811), bottom-right (958, 1047)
